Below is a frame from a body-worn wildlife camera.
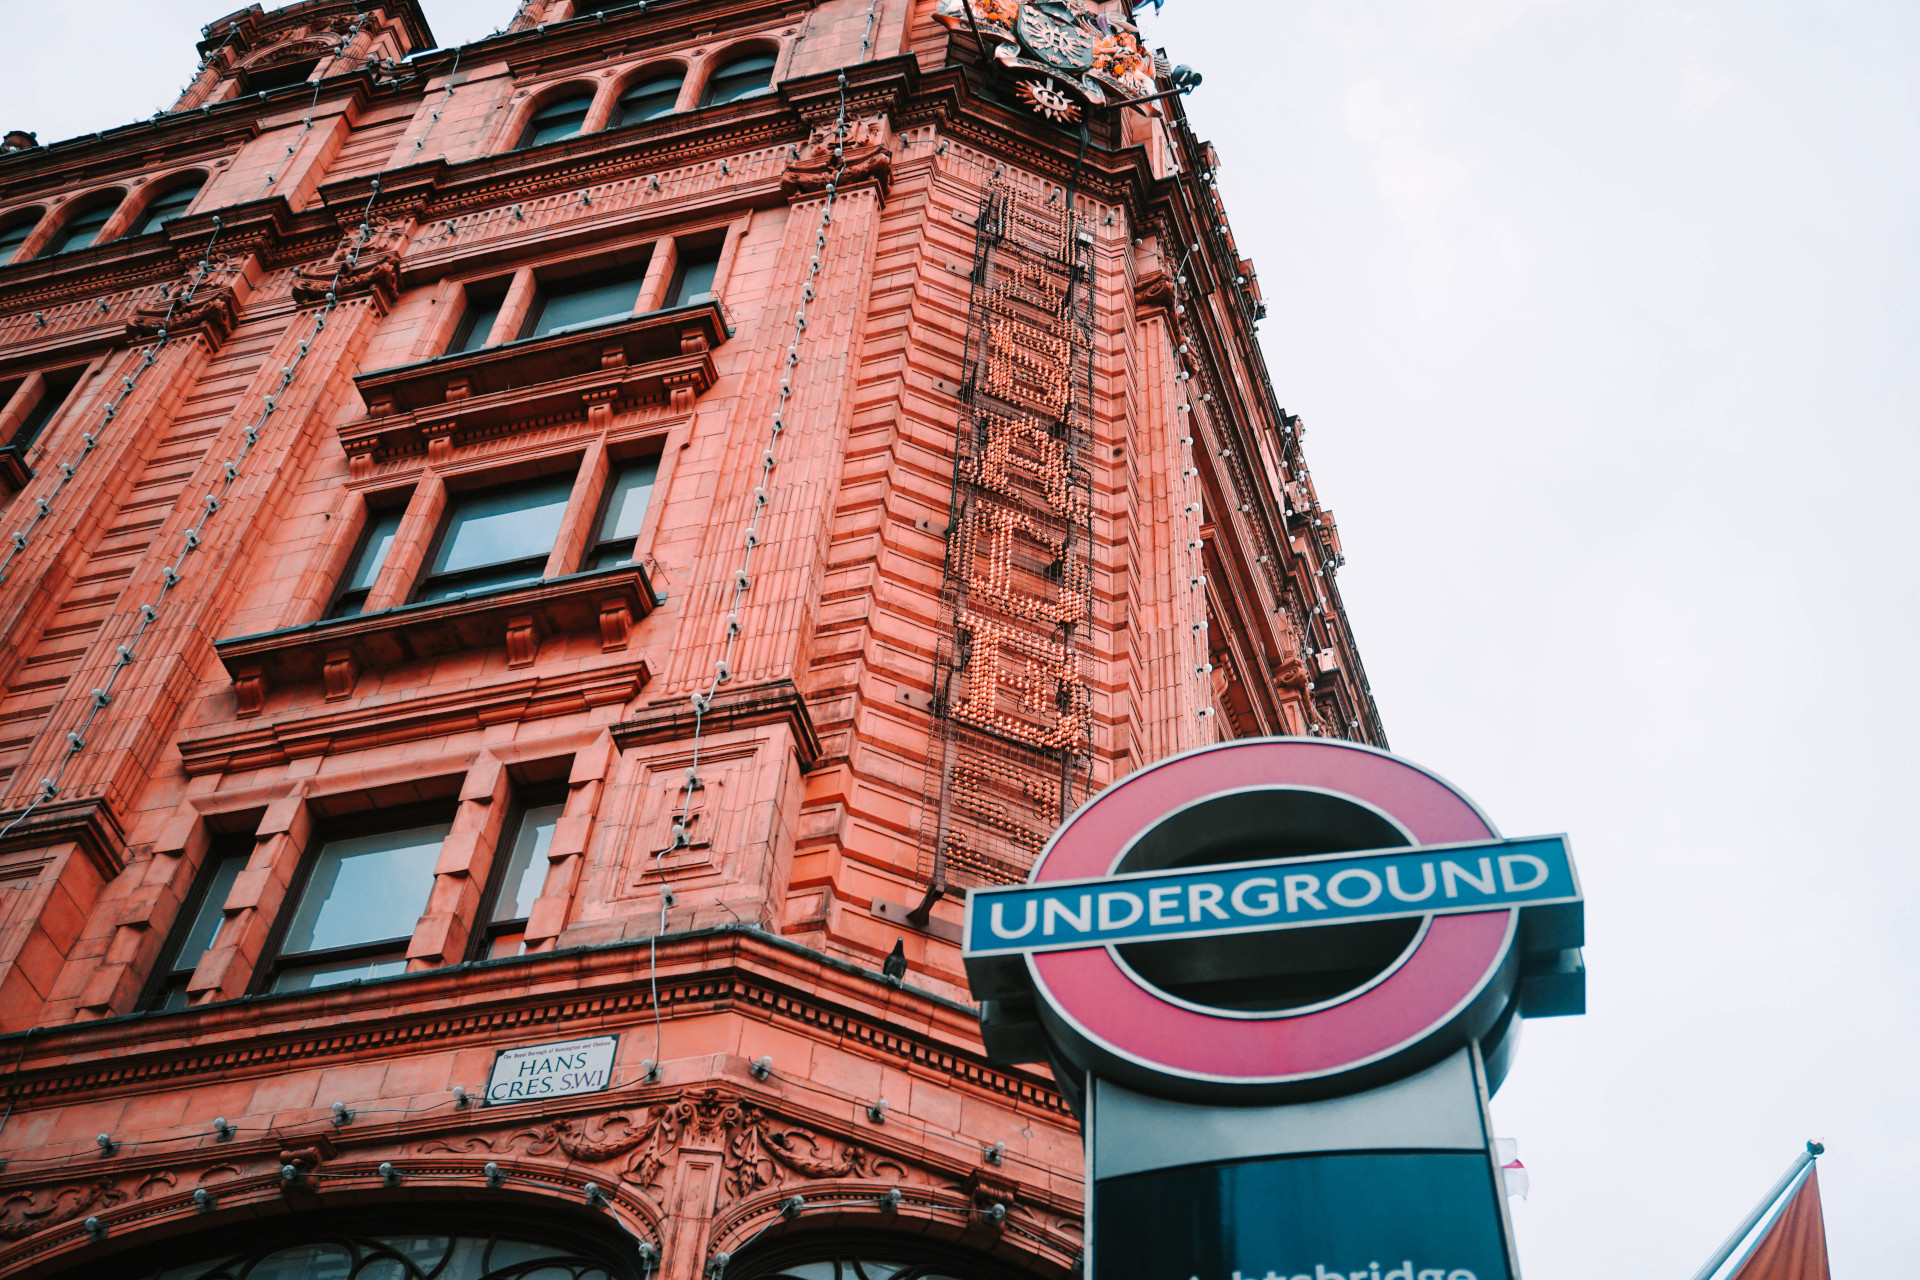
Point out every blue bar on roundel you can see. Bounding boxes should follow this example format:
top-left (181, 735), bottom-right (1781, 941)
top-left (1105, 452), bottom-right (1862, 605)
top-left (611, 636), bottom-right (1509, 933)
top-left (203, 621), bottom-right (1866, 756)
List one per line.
top-left (962, 835), bottom-right (1577, 957)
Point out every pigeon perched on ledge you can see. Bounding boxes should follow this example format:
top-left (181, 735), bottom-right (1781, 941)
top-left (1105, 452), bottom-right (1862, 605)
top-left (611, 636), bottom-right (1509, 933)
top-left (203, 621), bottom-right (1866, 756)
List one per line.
top-left (882, 938), bottom-right (908, 983)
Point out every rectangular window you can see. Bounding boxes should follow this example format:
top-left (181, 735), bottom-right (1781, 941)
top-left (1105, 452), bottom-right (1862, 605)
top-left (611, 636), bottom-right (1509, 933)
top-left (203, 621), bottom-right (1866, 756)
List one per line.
top-left (586, 458), bottom-right (658, 570)
top-left (447, 293), bottom-right (504, 354)
top-left (474, 796), bottom-right (565, 959)
top-left (666, 246), bottom-right (721, 308)
top-left (416, 474), bottom-right (575, 602)
top-left (8, 368), bottom-right (83, 452)
top-left (146, 841), bottom-right (251, 1012)
top-left (327, 505), bottom-right (404, 618)
top-left (269, 820), bottom-right (450, 992)
top-left (525, 264), bottom-right (651, 339)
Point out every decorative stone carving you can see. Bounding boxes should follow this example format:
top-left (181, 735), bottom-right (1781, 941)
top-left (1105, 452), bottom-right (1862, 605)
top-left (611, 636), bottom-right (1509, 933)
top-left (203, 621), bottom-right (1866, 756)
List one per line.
top-left (126, 253), bottom-right (247, 345)
top-left (782, 117), bottom-right (894, 200)
top-left (411, 1087), bottom-right (920, 1207)
top-left (290, 216), bottom-right (409, 310)
top-left (934, 1), bottom-right (1156, 123)
top-left (0, 1179), bottom-right (128, 1241)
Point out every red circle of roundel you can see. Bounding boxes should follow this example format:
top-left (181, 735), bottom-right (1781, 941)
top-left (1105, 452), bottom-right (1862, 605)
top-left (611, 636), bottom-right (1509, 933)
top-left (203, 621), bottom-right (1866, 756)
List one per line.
top-left (1027, 739), bottom-right (1513, 1084)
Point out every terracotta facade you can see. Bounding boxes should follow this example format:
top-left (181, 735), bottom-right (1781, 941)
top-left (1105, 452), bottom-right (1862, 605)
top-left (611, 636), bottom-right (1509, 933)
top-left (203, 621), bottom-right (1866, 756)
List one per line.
top-left (0, 1), bottom-right (1380, 1276)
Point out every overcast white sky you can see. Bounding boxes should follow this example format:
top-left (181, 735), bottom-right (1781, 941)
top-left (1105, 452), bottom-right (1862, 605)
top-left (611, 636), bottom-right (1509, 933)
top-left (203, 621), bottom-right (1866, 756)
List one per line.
top-left (4, 1), bottom-right (1917, 1275)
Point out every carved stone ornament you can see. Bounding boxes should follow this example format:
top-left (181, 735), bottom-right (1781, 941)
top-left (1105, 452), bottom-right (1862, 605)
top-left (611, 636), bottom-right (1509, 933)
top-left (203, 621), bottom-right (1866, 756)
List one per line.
top-left (0, 1180), bottom-right (128, 1241)
top-left (290, 215), bottom-right (409, 309)
top-left (782, 116), bottom-right (895, 200)
top-left (935, 0), bottom-right (1156, 123)
top-left (411, 1086), bottom-right (918, 1206)
top-left (126, 253), bottom-right (247, 344)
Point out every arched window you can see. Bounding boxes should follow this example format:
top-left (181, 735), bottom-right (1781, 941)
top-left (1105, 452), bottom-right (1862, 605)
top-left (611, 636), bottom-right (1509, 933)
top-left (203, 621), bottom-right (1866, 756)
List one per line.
top-left (519, 91), bottom-right (594, 149)
top-left (134, 176), bottom-right (205, 236)
top-left (700, 50), bottom-right (777, 107)
top-left (756, 1260), bottom-right (969, 1280)
top-left (119, 1208), bottom-right (643, 1279)
top-left (41, 197), bottom-right (120, 256)
top-left (612, 70), bottom-right (685, 127)
top-left (0, 212), bottom-right (39, 265)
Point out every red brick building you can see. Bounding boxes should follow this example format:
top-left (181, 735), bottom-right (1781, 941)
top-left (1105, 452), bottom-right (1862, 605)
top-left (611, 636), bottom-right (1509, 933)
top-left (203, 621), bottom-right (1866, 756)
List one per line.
top-left (0, 2), bottom-right (1380, 1276)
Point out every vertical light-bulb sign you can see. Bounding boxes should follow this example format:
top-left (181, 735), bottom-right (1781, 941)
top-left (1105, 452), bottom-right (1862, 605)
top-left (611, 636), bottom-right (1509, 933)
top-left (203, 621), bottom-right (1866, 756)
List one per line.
top-left (962, 739), bottom-right (1586, 1280)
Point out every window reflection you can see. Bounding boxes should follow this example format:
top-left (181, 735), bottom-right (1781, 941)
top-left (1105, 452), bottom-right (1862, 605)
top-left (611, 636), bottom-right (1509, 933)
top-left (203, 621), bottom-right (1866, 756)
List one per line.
top-left (586, 458), bottom-right (658, 570)
top-left (137, 178), bottom-right (204, 235)
top-left (520, 93), bottom-right (592, 148)
top-left (417, 475), bottom-right (574, 602)
top-left (701, 52), bottom-right (776, 107)
top-left (613, 73), bottom-right (683, 126)
top-left (329, 506), bottom-right (405, 617)
top-left (42, 199), bottom-right (119, 256)
top-left (666, 247), bottom-right (720, 308)
top-left (147, 842), bottom-right (250, 1011)
top-left (526, 267), bottom-right (651, 339)
top-left (478, 799), bottom-right (564, 958)
top-left (133, 1226), bottom-right (633, 1279)
top-left (270, 822), bottom-right (448, 993)
top-left (0, 213), bottom-right (42, 265)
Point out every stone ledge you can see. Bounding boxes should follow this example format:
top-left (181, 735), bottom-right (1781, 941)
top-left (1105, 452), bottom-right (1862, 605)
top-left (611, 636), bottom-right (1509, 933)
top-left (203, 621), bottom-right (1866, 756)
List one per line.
top-left (178, 656), bottom-right (650, 776)
top-left (613, 679), bottom-right (823, 771)
top-left (345, 302), bottom-right (727, 466)
top-left (213, 565), bottom-right (655, 712)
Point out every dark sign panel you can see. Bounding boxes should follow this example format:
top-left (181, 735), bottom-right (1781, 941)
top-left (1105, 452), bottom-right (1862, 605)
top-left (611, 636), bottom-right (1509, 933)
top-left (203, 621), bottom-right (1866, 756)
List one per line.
top-left (1094, 1151), bottom-right (1513, 1280)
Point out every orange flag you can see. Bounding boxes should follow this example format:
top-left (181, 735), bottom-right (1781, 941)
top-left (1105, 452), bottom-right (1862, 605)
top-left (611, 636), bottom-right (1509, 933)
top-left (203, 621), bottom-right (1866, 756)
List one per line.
top-left (1730, 1167), bottom-right (1831, 1280)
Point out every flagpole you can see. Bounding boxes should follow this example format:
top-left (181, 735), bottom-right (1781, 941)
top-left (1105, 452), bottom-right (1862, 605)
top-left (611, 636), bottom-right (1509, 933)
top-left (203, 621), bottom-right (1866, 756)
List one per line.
top-left (1685, 1141), bottom-right (1825, 1280)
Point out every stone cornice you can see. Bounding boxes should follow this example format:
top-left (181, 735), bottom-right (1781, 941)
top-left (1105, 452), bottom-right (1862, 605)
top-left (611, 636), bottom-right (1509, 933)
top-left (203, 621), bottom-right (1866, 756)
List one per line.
top-left (0, 927), bottom-right (1064, 1118)
top-left (177, 656), bottom-right (651, 775)
top-left (0, 796), bottom-right (128, 879)
top-left (0, 116), bottom-right (262, 209)
top-left (496, 0), bottom-right (818, 80)
top-left (614, 680), bottom-right (822, 771)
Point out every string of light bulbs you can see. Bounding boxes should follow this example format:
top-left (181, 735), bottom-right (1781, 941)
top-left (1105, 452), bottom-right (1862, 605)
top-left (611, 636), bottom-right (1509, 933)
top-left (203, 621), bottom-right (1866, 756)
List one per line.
top-left (0, 219), bottom-right (229, 599)
top-left (663, 0), bottom-right (879, 860)
top-left (0, 181), bottom-right (387, 842)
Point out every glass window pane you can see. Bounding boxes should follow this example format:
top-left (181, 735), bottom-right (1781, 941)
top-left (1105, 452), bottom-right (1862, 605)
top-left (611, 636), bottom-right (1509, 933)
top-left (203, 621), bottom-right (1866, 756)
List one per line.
top-left (431, 478), bottom-right (573, 577)
top-left (528, 270), bottom-right (649, 338)
top-left (10, 369), bottom-right (82, 452)
top-left (138, 181), bottom-right (202, 236)
top-left (168, 851), bottom-right (247, 974)
top-left (272, 953), bottom-right (409, 992)
top-left (703, 53), bottom-right (776, 106)
top-left (379, 1236), bottom-right (451, 1269)
top-left (777, 1264), bottom-right (840, 1280)
top-left (415, 561), bottom-right (546, 602)
top-left (344, 509), bottom-right (403, 594)
top-left (597, 459), bottom-right (658, 543)
top-left (668, 249), bottom-right (720, 307)
top-left (492, 801), bottom-right (564, 923)
top-left (281, 822), bottom-right (449, 955)
top-left (248, 1244), bottom-right (354, 1280)
top-left (521, 95), bottom-right (591, 148)
top-left (450, 295), bottom-right (503, 353)
top-left (46, 202), bottom-right (117, 255)
top-left (487, 1240), bottom-right (569, 1271)
top-left (616, 75), bottom-right (683, 125)
top-left (1, 217), bottom-right (41, 263)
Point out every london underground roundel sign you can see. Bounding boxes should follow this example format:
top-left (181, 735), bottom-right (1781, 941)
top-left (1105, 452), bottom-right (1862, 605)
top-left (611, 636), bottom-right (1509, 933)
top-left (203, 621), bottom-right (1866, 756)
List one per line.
top-left (962, 739), bottom-right (1585, 1100)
